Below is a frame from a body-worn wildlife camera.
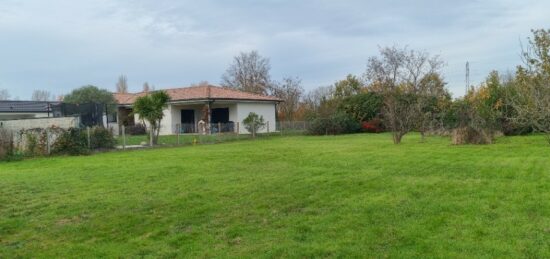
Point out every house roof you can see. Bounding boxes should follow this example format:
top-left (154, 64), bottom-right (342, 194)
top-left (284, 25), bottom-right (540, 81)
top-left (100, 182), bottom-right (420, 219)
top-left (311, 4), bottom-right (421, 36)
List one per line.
top-left (113, 85), bottom-right (282, 105)
top-left (0, 100), bottom-right (56, 113)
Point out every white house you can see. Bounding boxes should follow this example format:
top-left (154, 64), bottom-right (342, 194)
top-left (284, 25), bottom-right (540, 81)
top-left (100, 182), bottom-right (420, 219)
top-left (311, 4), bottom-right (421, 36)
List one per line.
top-left (114, 85), bottom-right (282, 135)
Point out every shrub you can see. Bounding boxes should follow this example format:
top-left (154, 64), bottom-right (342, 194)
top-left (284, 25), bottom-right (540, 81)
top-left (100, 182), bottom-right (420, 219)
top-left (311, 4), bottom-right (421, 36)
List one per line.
top-left (361, 119), bottom-right (384, 133)
top-left (51, 128), bottom-right (89, 155)
top-left (307, 112), bottom-right (361, 135)
top-left (0, 128), bottom-right (14, 160)
top-left (452, 127), bottom-right (494, 145)
top-left (125, 124), bottom-right (147, 135)
top-left (90, 127), bottom-right (116, 149)
top-left (243, 112), bottom-right (266, 136)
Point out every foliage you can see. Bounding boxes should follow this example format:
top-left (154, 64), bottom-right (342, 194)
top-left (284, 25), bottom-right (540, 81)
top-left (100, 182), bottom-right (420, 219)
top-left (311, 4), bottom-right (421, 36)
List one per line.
top-left (333, 74), bottom-right (365, 99)
top-left (132, 91), bottom-right (171, 144)
top-left (0, 128), bottom-right (14, 160)
top-left (63, 85), bottom-right (117, 113)
top-left (221, 50), bottom-right (272, 95)
top-left (242, 112), bottom-right (266, 136)
top-left (307, 112), bottom-right (361, 135)
top-left (51, 128), bottom-right (89, 155)
top-left (90, 127), bottom-right (116, 149)
top-left (338, 92), bottom-right (384, 122)
top-left (361, 119), bottom-right (384, 133)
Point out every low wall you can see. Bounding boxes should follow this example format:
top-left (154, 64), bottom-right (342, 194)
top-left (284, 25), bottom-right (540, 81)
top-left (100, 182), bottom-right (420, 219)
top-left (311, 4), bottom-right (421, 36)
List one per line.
top-left (0, 116), bottom-right (80, 131)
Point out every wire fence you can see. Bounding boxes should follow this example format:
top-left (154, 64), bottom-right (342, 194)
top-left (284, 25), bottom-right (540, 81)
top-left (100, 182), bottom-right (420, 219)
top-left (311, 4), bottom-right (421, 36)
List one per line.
top-left (117, 121), bottom-right (311, 149)
top-left (0, 121), bottom-right (312, 160)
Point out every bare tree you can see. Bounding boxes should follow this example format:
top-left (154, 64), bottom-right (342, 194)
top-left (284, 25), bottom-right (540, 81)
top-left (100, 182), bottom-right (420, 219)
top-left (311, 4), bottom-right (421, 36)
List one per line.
top-left (272, 77), bottom-right (304, 121)
top-left (116, 74), bottom-right (128, 93)
top-left (221, 50), bottom-right (272, 95)
top-left (364, 46), bottom-right (446, 144)
top-left (0, 89), bottom-right (9, 100)
top-left (143, 82), bottom-right (150, 93)
top-left (31, 90), bottom-right (54, 101)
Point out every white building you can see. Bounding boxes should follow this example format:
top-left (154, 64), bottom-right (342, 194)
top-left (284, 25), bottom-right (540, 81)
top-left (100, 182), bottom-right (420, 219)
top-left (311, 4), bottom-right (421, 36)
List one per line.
top-left (114, 85), bottom-right (281, 135)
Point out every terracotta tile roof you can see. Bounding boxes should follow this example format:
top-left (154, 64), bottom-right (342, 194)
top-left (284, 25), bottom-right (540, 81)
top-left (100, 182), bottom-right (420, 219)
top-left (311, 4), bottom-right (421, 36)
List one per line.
top-left (114, 85), bottom-right (282, 105)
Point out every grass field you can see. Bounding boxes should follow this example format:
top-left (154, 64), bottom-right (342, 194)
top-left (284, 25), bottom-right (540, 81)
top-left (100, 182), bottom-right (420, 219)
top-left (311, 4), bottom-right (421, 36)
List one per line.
top-left (1, 133), bottom-right (550, 257)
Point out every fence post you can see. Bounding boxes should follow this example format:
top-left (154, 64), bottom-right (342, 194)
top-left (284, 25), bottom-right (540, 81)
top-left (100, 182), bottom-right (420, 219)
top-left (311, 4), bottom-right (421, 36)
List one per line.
top-left (122, 125), bottom-right (126, 150)
top-left (236, 122), bottom-right (240, 135)
top-left (45, 130), bottom-right (51, 155)
top-left (87, 127), bottom-right (91, 149)
top-left (267, 121), bottom-right (270, 134)
top-left (252, 119), bottom-right (256, 138)
top-left (177, 123), bottom-right (180, 145)
top-left (150, 126), bottom-right (154, 147)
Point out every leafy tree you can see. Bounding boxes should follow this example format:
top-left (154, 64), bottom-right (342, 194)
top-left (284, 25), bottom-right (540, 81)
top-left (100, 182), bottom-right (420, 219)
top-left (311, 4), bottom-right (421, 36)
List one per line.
top-left (339, 92), bottom-right (384, 122)
top-left (221, 51), bottom-right (272, 95)
top-left (132, 91), bottom-right (170, 145)
top-left (334, 74), bottom-right (364, 99)
top-left (242, 112), bottom-right (265, 138)
top-left (64, 85), bottom-right (116, 105)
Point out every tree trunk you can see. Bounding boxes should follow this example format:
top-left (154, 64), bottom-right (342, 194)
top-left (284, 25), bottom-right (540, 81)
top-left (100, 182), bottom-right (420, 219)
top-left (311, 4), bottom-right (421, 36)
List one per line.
top-left (392, 132), bottom-right (404, 144)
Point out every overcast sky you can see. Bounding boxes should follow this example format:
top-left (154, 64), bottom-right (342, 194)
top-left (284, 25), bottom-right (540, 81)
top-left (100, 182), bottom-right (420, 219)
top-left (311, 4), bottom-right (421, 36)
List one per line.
top-left (1, 0), bottom-right (549, 100)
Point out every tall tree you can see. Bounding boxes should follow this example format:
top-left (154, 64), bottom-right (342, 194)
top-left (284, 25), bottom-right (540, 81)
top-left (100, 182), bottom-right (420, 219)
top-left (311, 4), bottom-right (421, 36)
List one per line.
top-left (221, 50), bottom-right (272, 95)
top-left (116, 75), bottom-right (128, 93)
top-left (31, 90), bottom-right (54, 101)
top-left (364, 46), bottom-right (446, 144)
top-left (272, 77), bottom-right (304, 121)
top-left (0, 89), bottom-right (9, 100)
top-left (132, 91), bottom-right (170, 145)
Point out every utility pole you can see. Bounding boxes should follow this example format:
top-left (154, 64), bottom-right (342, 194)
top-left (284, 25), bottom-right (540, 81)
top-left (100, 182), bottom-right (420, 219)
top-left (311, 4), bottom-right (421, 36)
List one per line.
top-left (465, 61), bottom-right (470, 95)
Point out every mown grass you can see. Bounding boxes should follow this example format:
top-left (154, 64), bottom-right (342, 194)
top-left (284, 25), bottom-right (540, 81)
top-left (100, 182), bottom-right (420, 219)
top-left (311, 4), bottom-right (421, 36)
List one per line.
top-left (1, 133), bottom-right (550, 258)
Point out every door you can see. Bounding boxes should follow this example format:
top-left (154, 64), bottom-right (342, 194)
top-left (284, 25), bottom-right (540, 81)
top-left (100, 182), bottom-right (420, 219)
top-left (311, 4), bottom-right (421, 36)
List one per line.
top-left (211, 108), bottom-right (231, 133)
top-left (180, 109), bottom-right (195, 133)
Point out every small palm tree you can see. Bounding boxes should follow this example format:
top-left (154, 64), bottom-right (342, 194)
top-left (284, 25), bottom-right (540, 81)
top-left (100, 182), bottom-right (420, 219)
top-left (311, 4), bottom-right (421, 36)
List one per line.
top-left (132, 91), bottom-right (170, 145)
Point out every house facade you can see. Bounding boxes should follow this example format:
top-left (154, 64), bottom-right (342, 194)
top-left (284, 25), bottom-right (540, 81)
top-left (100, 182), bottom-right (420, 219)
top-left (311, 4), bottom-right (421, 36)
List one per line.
top-left (114, 85), bottom-right (281, 135)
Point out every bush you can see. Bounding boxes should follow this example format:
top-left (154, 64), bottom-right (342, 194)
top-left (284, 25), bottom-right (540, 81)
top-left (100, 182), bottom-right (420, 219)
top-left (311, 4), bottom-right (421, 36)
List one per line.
top-left (51, 128), bottom-right (89, 155)
top-left (307, 112), bottom-right (361, 135)
top-left (125, 124), bottom-right (147, 135)
top-left (90, 127), bottom-right (116, 149)
top-left (361, 119), bottom-right (384, 133)
top-left (243, 112), bottom-right (266, 136)
top-left (452, 127), bottom-right (494, 145)
top-left (0, 128), bottom-right (14, 160)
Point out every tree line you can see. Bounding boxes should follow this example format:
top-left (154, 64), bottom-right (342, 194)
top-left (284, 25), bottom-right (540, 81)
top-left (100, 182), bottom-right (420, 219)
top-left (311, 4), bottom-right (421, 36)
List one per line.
top-left (221, 28), bottom-right (550, 145)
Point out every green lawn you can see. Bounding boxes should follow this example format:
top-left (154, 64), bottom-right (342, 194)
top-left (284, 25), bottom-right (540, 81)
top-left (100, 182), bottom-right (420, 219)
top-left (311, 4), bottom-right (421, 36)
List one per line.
top-left (1, 133), bottom-right (550, 257)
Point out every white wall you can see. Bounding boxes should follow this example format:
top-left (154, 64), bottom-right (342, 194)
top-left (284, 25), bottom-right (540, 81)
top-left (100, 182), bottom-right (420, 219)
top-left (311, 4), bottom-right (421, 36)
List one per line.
top-left (0, 116), bottom-right (80, 131)
top-left (236, 102), bottom-right (277, 134)
top-left (133, 107), bottom-right (172, 135)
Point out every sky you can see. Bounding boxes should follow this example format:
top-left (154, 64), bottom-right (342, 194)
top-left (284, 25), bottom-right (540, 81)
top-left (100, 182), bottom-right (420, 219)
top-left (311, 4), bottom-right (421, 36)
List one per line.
top-left (0, 0), bottom-right (549, 100)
